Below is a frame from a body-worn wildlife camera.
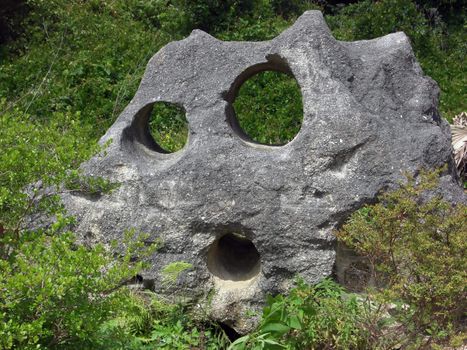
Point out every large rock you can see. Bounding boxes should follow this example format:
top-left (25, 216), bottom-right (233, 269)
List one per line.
top-left (61, 11), bottom-right (464, 332)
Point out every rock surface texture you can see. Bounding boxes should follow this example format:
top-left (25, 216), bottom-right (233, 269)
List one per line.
top-left (62, 11), bottom-right (464, 333)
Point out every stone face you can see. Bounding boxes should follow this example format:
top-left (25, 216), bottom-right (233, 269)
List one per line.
top-left (61, 11), bottom-right (464, 332)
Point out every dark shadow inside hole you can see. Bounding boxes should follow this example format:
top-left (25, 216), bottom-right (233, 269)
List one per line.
top-left (124, 274), bottom-right (144, 286)
top-left (225, 56), bottom-right (303, 146)
top-left (218, 322), bottom-right (241, 342)
top-left (135, 274), bottom-right (143, 283)
top-left (207, 233), bottom-right (261, 282)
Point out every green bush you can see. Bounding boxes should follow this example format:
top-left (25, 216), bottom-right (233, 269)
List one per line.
top-left (230, 278), bottom-right (374, 350)
top-left (135, 317), bottom-right (229, 349)
top-left (2, 0), bottom-right (463, 142)
top-left (0, 100), bottom-right (100, 232)
top-left (95, 289), bottom-right (230, 350)
top-left (328, 0), bottom-right (429, 47)
top-left (0, 225), bottom-right (157, 349)
top-left (336, 168), bottom-right (467, 347)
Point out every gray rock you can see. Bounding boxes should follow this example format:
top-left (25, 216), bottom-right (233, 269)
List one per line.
top-left (61, 11), bottom-right (464, 333)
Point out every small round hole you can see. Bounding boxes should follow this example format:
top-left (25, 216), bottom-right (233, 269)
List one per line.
top-left (207, 233), bottom-right (261, 282)
top-left (233, 70), bottom-right (303, 145)
top-left (148, 102), bottom-right (188, 153)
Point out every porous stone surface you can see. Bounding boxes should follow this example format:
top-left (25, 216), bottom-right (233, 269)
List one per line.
top-left (61, 11), bottom-right (464, 333)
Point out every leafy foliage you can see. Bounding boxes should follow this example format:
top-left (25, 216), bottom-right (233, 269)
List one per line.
top-left (0, 225), bottom-right (157, 349)
top-left (336, 168), bottom-right (467, 347)
top-left (96, 292), bottom-right (230, 350)
top-left (161, 261), bottom-right (193, 286)
top-left (0, 100), bottom-right (104, 233)
top-left (1, 0), bottom-right (464, 142)
top-left (230, 278), bottom-right (375, 350)
top-left (136, 318), bottom-right (229, 349)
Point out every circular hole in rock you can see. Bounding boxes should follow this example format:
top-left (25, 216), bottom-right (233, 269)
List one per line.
top-left (148, 102), bottom-right (188, 153)
top-left (233, 70), bottom-right (303, 145)
top-left (207, 233), bottom-right (261, 282)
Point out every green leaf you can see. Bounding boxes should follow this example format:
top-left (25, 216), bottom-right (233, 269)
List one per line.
top-left (287, 314), bottom-right (302, 330)
top-left (261, 322), bottom-right (291, 335)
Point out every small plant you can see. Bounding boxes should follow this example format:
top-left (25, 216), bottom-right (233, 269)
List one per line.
top-left (161, 261), bottom-right (193, 287)
top-left (108, 291), bottom-right (231, 350)
top-left (336, 168), bottom-right (467, 347)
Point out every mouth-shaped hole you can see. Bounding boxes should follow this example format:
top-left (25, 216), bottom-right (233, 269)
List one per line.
top-left (207, 233), bottom-right (261, 282)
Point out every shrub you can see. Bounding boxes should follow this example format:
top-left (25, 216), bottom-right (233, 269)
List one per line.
top-left (230, 278), bottom-right (374, 350)
top-left (97, 289), bottom-right (230, 350)
top-left (0, 99), bottom-right (157, 349)
top-left (0, 100), bottom-right (100, 233)
top-left (336, 168), bottom-right (467, 347)
top-left (0, 225), bottom-right (157, 349)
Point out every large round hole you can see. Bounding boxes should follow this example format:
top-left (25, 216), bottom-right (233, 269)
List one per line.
top-left (207, 233), bottom-right (261, 282)
top-left (232, 70), bottom-right (303, 145)
top-left (148, 102), bottom-right (188, 153)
